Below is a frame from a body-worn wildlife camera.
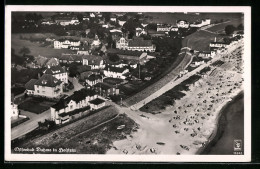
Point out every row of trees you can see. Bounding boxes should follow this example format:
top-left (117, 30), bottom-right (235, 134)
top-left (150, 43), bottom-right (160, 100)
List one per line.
top-left (225, 23), bottom-right (244, 35)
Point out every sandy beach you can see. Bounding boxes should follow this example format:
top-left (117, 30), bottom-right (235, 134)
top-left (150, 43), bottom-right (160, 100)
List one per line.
top-left (106, 39), bottom-right (244, 155)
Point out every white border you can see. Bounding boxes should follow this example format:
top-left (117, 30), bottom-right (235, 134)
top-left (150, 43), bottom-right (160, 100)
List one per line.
top-left (5, 5), bottom-right (251, 162)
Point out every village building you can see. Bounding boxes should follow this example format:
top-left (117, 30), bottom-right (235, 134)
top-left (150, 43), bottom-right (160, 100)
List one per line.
top-left (157, 24), bottom-right (171, 32)
top-left (209, 42), bottom-right (228, 48)
top-left (59, 54), bottom-right (84, 64)
top-left (11, 87), bottom-right (26, 104)
top-left (94, 83), bottom-right (119, 97)
top-left (170, 27), bottom-right (179, 32)
top-left (54, 16), bottom-right (80, 26)
top-left (54, 39), bottom-right (81, 49)
top-left (34, 55), bottom-right (48, 68)
top-left (136, 27), bottom-right (147, 37)
top-left (110, 15), bottom-right (117, 22)
top-left (43, 65), bottom-right (68, 84)
top-left (116, 37), bottom-right (156, 52)
top-left (190, 19), bottom-right (211, 28)
top-left (118, 20), bottom-right (127, 26)
top-left (82, 55), bottom-right (105, 70)
top-left (25, 74), bottom-right (63, 98)
top-left (176, 20), bottom-right (190, 28)
top-left (50, 89), bottom-right (99, 124)
top-left (198, 51), bottom-right (212, 58)
top-left (11, 103), bottom-right (19, 120)
top-left (45, 58), bottom-right (59, 67)
top-left (85, 74), bottom-right (103, 86)
top-left (89, 98), bottom-right (106, 110)
top-left (77, 50), bottom-right (90, 55)
top-left (103, 66), bottom-right (129, 79)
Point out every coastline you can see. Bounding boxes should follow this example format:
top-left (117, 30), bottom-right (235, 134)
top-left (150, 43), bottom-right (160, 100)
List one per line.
top-left (197, 90), bottom-right (244, 155)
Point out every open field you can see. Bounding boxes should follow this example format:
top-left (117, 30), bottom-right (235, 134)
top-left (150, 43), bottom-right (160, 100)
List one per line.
top-left (206, 19), bottom-right (244, 33)
top-left (182, 30), bottom-right (221, 51)
top-left (12, 34), bottom-right (75, 58)
top-left (144, 12), bottom-right (243, 25)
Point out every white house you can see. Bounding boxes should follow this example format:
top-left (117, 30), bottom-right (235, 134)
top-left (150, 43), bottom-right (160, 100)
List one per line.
top-left (198, 51), bottom-right (211, 58)
top-left (85, 74), bottom-right (103, 86)
top-left (50, 89), bottom-right (100, 124)
top-left (11, 103), bottom-right (19, 120)
top-left (89, 98), bottom-right (106, 110)
top-left (136, 27), bottom-right (147, 37)
top-left (25, 74), bottom-right (63, 98)
top-left (176, 20), bottom-right (190, 28)
top-left (157, 24), bottom-right (171, 32)
top-left (54, 39), bottom-right (81, 49)
top-left (104, 66), bottom-right (129, 79)
top-left (116, 37), bottom-right (156, 52)
top-left (43, 65), bottom-right (68, 84)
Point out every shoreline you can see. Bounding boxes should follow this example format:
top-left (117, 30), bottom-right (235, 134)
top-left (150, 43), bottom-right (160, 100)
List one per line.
top-left (196, 90), bottom-right (244, 155)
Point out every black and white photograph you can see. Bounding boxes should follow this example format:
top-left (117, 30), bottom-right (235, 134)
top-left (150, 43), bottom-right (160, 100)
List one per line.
top-left (5, 5), bottom-right (251, 162)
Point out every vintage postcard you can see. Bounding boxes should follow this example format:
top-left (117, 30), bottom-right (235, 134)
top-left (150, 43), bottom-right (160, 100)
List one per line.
top-left (5, 5), bottom-right (251, 162)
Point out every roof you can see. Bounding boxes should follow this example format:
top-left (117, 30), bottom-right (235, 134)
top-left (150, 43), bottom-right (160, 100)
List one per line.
top-left (57, 38), bottom-right (80, 42)
top-left (35, 56), bottom-right (48, 66)
top-left (77, 65), bottom-right (92, 73)
top-left (128, 37), bottom-right (153, 47)
top-left (51, 88), bottom-right (96, 110)
top-left (94, 83), bottom-right (112, 90)
top-left (89, 98), bottom-right (105, 105)
top-left (46, 58), bottom-right (59, 66)
top-left (87, 74), bottom-right (102, 81)
top-left (59, 54), bottom-right (84, 62)
top-left (34, 74), bottom-right (62, 87)
top-left (105, 66), bottom-right (127, 73)
top-left (82, 55), bottom-right (103, 65)
top-left (25, 79), bottom-right (38, 90)
top-left (44, 65), bottom-right (66, 75)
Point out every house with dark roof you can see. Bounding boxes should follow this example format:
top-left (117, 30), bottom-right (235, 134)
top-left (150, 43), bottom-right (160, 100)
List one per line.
top-left (45, 58), bottom-right (59, 67)
top-left (31, 74), bottom-right (63, 98)
top-left (25, 79), bottom-right (38, 95)
top-left (94, 83), bottom-right (119, 97)
top-left (59, 54), bottom-right (84, 64)
top-left (89, 98), bottom-right (106, 110)
top-left (86, 74), bottom-right (103, 86)
top-left (43, 65), bottom-right (68, 84)
top-left (82, 55), bottom-right (105, 70)
top-left (50, 88), bottom-right (98, 124)
top-left (176, 20), bottom-right (190, 28)
top-left (103, 66), bottom-right (129, 79)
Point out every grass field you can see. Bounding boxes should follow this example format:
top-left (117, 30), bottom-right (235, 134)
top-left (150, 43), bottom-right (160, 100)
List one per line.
top-left (12, 34), bottom-right (75, 58)
top-left (182, 30), bottom-right (221, 52)
top-left (206, 19), bottom-right (244, 33)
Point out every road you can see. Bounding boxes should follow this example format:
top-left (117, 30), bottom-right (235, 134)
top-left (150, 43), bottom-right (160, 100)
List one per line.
top-left (64, 77), bottom-right (84, 95)
top-left (124, 48), bottom-right (193, 107)
top-left (11, 109), bottom-right (51, 140)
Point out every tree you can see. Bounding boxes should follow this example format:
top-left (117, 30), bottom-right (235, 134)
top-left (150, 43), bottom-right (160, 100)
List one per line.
top-left (122, 18), bottom-right (142, 37)
top-left (19, 47), bottom-right (31, 56)
top-left (108, 53), bottom-right (120, 62)
top-left (102, 12), bottom-right (111, 23)
top-left (225, 25), bottom-right (236, 35)
top-left (237, 24), bottom-right (244, 30)
top-left (77, 14), bottom-right (83, 22)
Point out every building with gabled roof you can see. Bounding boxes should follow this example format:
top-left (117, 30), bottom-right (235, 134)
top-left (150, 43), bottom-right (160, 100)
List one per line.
top-left (116, 37), bottom-right (156, 52)
top-left (43, 65), bottom-right (68, 83)
top-left (85, 74), bottom-right (103, 86)
top-left (82, 55), bottom-right (105, 70)
top-left (89, 98), bottom-right (106, 110)
top-left (50, 88), bottom-right (99, 124)
top-left (54, 39), bottom-right (81, 49)
top-left (26, 74), bottom-right (64, 98)
top-left (94, 82), bottom-right (119, 97)
top-left (103, 66), bottom-right (129, 79)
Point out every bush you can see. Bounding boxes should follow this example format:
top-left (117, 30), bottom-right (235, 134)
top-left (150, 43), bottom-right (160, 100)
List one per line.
top-left (225, 25), bottom-right (236, 35)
